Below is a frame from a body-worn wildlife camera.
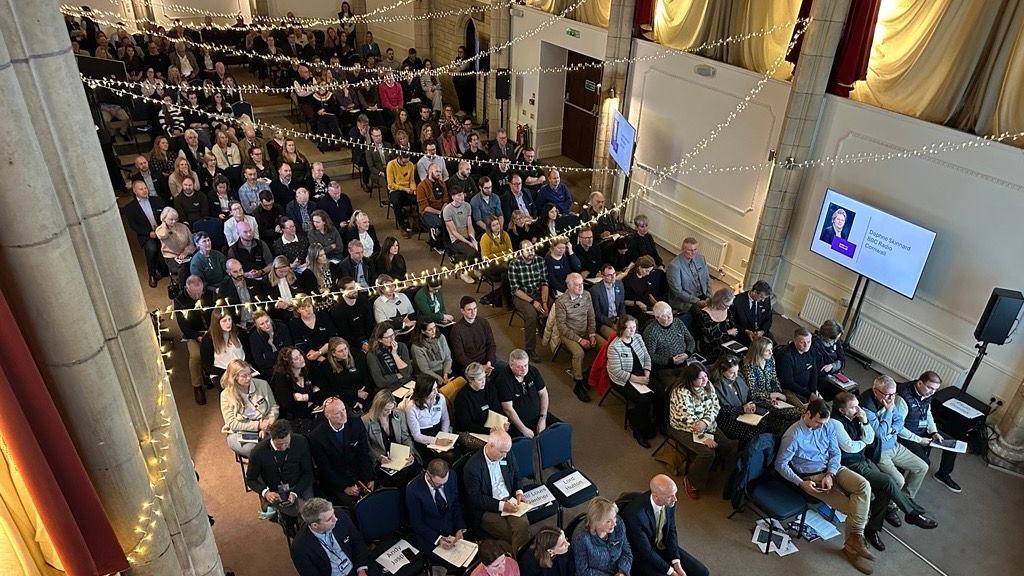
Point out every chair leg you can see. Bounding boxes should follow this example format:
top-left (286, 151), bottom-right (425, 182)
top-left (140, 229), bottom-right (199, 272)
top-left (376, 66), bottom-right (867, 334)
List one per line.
top-left (623, 398), bottom-right (631, 430)
top-left (650, 436), bottom-right (670, 457)
top-left (598, 387), bottom-right (612, 406)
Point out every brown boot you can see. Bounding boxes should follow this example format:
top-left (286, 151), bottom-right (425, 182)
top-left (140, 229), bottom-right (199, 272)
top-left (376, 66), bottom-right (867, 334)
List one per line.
top-left (846, 534), bottom-right (876, 561)
top-left (843, 546), bottom-right (874, 574)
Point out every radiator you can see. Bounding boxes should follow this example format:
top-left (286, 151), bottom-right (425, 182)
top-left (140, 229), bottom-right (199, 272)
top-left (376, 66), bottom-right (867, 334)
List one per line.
top-left (799, 290), bottom-right (967, 385)
top-left (799, 288), bottom-right (844, 328)
top-left (849, 317), bottom-right (967, 385)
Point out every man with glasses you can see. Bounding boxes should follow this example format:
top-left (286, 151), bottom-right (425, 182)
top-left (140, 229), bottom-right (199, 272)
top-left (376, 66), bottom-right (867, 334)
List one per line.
top-left (861, 376), bottom-right (931, 511)
top-left (898, 371), bottom-right (962, 493)
top-left (573, 227), bottom-right (602, 279)
top-left (590, 265), bottom-right (624, 339)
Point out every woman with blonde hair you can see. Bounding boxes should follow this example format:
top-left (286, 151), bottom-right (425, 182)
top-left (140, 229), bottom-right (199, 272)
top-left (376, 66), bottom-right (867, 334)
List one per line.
top-left (741, 337), bottom-right (802, 435)
top-left (572, 498), bottom-right (631, 576)
top-left (155, 206), bottom-right (195, 282)
top-left (197, 152), bottom-right (222, 193)
top-left (288, 296), bottom-right (337, 362)
top-left (508, 210), bottom-right (534, 249)
top-left (279, 139), bottom-right (311, 184)
top-left (168, 156), bottom-right (201, 198)
top-left (201, 309), bottom-right (246, 379)
top-left (267, 255), bottom-right (304, 320)
top-left (343, 210), bottom-right (380, 259)
top-left (362, 389), bottom-right (419, 485)
top-left (212, 128), bottom-right (242, 171)
top-left (694, 287), bottom-right (739, 362)
top-left (300, 243), bottom-right (340, 313)
top-left (219, 359), bottom-right (278, 457)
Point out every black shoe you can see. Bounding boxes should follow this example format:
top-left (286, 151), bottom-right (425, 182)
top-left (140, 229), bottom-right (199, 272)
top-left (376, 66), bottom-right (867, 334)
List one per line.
top-left (865, 529), bottom-right (886, 552)
top-left (884, 506), bottom-right (902, 527)
top-left (633, 429), bottom-right (651, 449)
top-left (194, 387), bottom-right (207, 405)
top-left (934, 473), bottom-right (962, 493)
top-left (573, 381), bottom-right (591, 403)
top-left (148, 275), bottom-right (158, 288)
top-left (905, 512), bottom-right (939, 529)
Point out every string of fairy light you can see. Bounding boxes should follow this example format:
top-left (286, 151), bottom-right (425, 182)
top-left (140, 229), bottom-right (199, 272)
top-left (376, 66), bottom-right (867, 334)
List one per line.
top-left (91, 0), bottom-right (419, 26)
top-left (67, 1), bottom-right (518, 31)
top-left (68, 1), bottom-right (592, 83)
top-left (78, 17), bottom-right (809, 92)
top-left (143, 21), bottom-right (812, 317)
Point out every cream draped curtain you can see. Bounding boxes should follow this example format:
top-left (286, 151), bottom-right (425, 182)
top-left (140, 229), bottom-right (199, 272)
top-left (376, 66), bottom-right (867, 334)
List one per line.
top-left (530, 0), bottom-right (611, 28)
top-left (0, 439), bottom-right (63, 576)
top-left (652, 0), bottom-right (801, 79)
top-left (851, 0), bottom-right (1024, 147)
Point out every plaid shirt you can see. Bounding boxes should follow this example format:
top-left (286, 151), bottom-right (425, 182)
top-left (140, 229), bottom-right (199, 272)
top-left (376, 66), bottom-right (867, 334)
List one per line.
top-left (508, 256), bottom-right (547, 298)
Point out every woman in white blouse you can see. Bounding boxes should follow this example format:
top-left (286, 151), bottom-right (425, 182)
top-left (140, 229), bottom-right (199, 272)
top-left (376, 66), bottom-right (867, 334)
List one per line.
top-left (404, 377), bottom-right (453, 459)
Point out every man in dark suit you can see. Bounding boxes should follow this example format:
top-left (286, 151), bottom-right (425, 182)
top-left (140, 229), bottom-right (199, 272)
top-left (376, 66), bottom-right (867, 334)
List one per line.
top-left (174, 275), bottom-right (216, 404)
top-left (622, 475), bottom-right (709, 576)
top-left (462, 430), bottom-right (529, 551)
top-left (217, 258), bottom-right (265, 330)
top-left (731, 280), bottom-right (773, 346)
top-left (246, 420), bottom-right (315, 535)
top-left (308, 398), bottom-right (375, 509)
top-left (291, 497), bottom-right (370, 576)
top-left (590, 264), bottom-right (626, 338)
top-left (128, 155), bottom-right (171, 204)
top-left (501, 174), bottom-right (536, 222)
top-left (338, 240), bottom-right (377, 289)
top-left (775, 328), bottom-right (819, 405)
top-left (122, 179), bottom-right (166, 287)
top-left (406, 458), bottom-right (467, 555)
top-left (271, 162), bottom-right (299, 208)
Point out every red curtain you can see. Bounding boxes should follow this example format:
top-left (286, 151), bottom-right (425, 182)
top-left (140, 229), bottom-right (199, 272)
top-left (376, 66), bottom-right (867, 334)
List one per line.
top-left (634, 0), bottom-right (656, 32)
top-left (0, 288), bottom-right (128, 575)
top-left (787, 0), bottom-right (881, 97)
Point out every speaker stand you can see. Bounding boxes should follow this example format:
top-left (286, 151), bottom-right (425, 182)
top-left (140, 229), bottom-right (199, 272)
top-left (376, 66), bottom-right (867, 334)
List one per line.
top-left (959, 341), bottom-right (989, 400)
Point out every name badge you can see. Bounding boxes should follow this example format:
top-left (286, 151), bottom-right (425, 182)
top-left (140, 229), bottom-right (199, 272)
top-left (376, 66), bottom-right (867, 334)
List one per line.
top-left (481, 404), bottom-right (490, 411)
top-left (499, 461), bottom-right (507, 466)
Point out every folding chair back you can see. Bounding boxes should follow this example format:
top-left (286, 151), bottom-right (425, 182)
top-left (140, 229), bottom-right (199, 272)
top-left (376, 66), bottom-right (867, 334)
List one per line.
top-left (511, 436), bottom-right (536, 482)
top-left (537, 422), bottom-right (573, 471)
top-left (354, 487), bottom-right (402, 542)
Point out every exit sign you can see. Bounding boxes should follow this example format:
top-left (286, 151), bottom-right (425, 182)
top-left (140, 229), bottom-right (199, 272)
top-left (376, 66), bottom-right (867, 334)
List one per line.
top-left (566, 27), bottom-right (580, 38)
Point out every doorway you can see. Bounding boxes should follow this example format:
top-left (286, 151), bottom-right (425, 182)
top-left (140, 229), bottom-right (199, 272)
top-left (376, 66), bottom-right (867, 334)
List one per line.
top-left (560, 51), bottom-right (602, 166)
top-left (456, 19), bottom-right (479, 116)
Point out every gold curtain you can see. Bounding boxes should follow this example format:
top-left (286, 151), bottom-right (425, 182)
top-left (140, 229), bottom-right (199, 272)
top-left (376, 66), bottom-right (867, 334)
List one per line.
top-left (0, 439), bottom-right (64, 576)
top-left (576, 0), bottom-right (611, 27)
top-left (653, 0), bottom-right (801, 78)
top-left (530, 0), bottom-right (611, 28)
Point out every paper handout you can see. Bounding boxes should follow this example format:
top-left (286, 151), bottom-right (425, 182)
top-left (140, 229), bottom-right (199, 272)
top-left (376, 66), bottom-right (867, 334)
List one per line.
top-left (501, 500), bottom-right (532, 517)
top-left (428, 431), bottom-right (459, 452)
top-left (381, 443), bottom-right (412, 471)
top-left (433, 539), bottom-right (478, 568)
top-left (485, 410), bottom-right (509, 430)
top-left (736, 412), bottom-right (765, 426)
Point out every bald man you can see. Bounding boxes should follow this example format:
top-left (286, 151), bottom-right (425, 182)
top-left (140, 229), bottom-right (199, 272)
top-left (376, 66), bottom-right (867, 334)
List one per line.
top-left (217, 257), bottom-right (265, 328)
top-left (462, 431), bottom-right (529, 551)
top-left (621, 475), bottom-right (709, 576)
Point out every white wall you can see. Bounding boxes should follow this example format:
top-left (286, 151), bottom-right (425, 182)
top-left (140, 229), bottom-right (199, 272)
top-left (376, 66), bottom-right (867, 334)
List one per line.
top-left (777, 96), bottom-right (1024, 404)
top-left (623, 40), bottom-right (792, 285)
top-left (266, 0), bottom-right (345, 20)
top-left (510, 6), bottom-right (607, 156)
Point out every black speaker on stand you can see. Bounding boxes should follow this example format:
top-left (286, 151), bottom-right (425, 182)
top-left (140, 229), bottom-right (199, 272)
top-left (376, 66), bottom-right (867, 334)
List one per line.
top-left (936, 288), bottom-right (1023, 452)
top-left (495, 69), bottom-right (511, 131)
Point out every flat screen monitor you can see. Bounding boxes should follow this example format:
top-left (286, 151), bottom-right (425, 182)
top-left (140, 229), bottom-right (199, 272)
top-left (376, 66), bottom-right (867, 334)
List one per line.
top-left (810, 188), bottom-right (936, 299)
top-left (609, 109), bottom-right (636, 173)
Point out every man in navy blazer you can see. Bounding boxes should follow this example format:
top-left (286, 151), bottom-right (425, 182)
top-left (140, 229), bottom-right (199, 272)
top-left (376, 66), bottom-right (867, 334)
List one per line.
top-left (406, 459), bottom-right (467, 554)
top-left (122, 178), bottom-right (167, 287)
top-left (730, 280), bottom-right (774, 346)
top-left (622, 475), bottom-right (709, 576)
top-left (590, 263), bottom-right (626, 338)
top-left (308, 398), bottom-right (375, 509)
top-left (502, 174), bottom-right (537, 221)
top-left (291, 497), bottom-right (370, 576)
top-left (462, 430), bottom-right (530, 551)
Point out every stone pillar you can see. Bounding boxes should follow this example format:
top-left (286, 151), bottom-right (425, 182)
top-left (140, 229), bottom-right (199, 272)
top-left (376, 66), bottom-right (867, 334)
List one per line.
top-left (352, 0), bottom-right (369, 46)
top-left (988, 379), bottom-right (1024, 474)
top-left (487, 2), bottom-right (512, 134)
top-left (590, 0), bottom-right (636, 199)
top-left (744, 0), bottom-right (851, 288)
top-left (0, 2), bottom-right (221, 575)
top-left (414, 0), bottom-right (434, 61)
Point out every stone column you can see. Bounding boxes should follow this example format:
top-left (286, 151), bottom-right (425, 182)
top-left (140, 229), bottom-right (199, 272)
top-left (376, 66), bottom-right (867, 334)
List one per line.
top-left (590, 0), bottom-right (636, 199)
top-left (0, 2), bottom-right (222, 575)
top-left (988, 379), bottom-right (1024, 474)
top-left (487, 2), bottom-right (512, 134)
top-left (414, 0), bottom-right (434, 61)
top-left (744, 0), bottom-right (851, 288)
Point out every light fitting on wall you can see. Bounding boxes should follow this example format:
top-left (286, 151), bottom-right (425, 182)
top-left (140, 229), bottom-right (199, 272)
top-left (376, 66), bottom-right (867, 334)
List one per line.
top-left (607, 86), bottom-right (616, 99)
top-left (694, 64), bottom-right (716, 78)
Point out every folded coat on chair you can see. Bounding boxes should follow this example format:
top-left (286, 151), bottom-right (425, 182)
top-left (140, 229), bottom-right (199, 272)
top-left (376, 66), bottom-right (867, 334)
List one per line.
top-left (587, 335), bottom-right (616, 396)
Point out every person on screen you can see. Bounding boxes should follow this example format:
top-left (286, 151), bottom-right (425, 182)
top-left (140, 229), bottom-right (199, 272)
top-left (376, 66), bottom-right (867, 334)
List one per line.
top-left (820, 208), bottom-right (850, 244)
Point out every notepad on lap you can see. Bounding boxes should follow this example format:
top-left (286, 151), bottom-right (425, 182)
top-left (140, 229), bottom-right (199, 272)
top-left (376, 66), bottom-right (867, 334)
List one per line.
top-left (433, 539), bottom-right (478, 568)
top-left (501, 500), bottom-right (532, 517)
top-left (428, 431), bottom-right (459, 452)
top-left (485, 410), bottom-right (509, 430)
top-left (737, 412), bottom-right (765, 426)
top-left (382, 443), bottom-right (412, 471)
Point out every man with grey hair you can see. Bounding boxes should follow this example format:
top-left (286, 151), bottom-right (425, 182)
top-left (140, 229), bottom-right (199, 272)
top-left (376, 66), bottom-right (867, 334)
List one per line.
top-left (860, 375), bottom-right (930, 508)
top-left (556, 272), bottom-right (605, 402)
top-left (642, 301), bottom-right (697, 429)
top-left (291, 497), bottom-right (370, 576)
top-left (494, 349), bottom-right (557, 438)
top-left (666, 237), bottom-right (711, 313)
top-left (452, 362), bottom-right (496, 434)
top-left (462, 430), bottom-right (530, 550)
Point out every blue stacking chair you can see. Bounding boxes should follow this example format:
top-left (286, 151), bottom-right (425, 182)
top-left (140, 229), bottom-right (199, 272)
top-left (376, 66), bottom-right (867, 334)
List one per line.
top-left (725, 433), bottom-right (808, 554)
top-left (355, 488), bottom-right (427, 575)
top-left (537, 423), bottom-right (599, 510)
top-left (511, 436), bottom-right (560, 526)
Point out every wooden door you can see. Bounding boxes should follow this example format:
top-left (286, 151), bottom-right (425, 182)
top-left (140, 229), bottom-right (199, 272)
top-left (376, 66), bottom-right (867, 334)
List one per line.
top-left (560, 51), bottom-right (602, 166)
